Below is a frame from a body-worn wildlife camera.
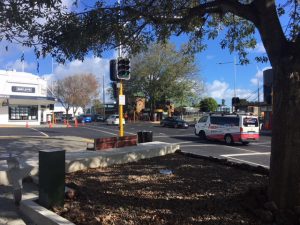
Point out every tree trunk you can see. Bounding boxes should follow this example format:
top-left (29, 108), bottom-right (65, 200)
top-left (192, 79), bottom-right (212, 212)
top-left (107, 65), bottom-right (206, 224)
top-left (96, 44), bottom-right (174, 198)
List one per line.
top-left (269, 60), bottom-right (300, 209)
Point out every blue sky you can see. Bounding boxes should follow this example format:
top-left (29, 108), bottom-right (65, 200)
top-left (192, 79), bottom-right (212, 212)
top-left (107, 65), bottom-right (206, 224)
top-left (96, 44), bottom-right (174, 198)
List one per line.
top-left (2, 0), bottom-right (290, 106)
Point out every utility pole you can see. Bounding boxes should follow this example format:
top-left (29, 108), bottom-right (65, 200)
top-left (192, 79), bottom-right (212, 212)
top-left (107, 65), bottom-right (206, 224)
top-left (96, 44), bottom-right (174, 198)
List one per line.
top-left (118, 0), bottom-right (124, 137)
top-left (102, 74), bottom-right (106, 119)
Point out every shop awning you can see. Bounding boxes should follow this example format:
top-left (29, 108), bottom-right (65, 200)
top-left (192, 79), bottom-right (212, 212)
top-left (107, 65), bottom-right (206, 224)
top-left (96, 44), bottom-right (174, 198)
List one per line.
top-left (8, 95), bottom-right (56, 105)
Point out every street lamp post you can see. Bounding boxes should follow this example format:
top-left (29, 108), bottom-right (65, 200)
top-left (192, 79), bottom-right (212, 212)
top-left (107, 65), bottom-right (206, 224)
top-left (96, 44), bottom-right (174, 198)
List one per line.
top-left (218, 56), bottom-right (240, 112)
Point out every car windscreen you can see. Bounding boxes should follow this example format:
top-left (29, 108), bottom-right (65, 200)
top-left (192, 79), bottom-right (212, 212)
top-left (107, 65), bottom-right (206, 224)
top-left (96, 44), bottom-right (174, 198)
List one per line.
top-left (243, 117), bottom-right (258, 127)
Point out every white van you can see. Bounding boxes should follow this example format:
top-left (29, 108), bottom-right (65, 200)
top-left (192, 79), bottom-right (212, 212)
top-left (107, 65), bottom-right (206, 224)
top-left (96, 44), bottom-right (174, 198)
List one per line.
top-left (194, 113), bottom-right (260, 145)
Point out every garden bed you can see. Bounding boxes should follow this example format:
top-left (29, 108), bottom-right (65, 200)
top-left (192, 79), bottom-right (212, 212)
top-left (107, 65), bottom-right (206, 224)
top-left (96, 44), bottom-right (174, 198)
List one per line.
top-left (55, 153), bottom-right (269, 225)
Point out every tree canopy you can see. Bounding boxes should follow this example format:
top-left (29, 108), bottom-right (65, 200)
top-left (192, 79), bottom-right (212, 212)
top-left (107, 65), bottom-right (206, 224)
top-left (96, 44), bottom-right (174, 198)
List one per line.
top-left (199, 97), bottom-right (218, 112)
top-left (55, 74), bottom-right (99, 114)
top-left (124, 42), bottom-right (203, 115)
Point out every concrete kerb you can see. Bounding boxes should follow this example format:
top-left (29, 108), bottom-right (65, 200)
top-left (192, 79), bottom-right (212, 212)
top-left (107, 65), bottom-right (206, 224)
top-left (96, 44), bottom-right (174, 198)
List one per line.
top-left (19, 141), bottom-right (180, 225)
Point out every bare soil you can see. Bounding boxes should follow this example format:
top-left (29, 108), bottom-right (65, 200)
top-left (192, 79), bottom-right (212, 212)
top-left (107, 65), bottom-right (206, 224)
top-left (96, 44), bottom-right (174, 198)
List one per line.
top-left (55, 153), bottom-right (269, 225)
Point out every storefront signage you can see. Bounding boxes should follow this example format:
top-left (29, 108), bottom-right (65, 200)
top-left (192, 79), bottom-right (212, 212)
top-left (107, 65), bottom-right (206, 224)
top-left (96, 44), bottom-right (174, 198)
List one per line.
top-left (12, 86), bottom-right (35, 93)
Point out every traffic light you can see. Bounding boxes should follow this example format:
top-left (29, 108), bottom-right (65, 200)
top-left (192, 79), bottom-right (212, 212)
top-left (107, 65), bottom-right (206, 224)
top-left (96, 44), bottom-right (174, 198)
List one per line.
top-left (232, 97), bottom-right (240, 106)
top-left (117, 57), bottom-right (130, 80)
top-left (110, 59), bottom-right (117, 81)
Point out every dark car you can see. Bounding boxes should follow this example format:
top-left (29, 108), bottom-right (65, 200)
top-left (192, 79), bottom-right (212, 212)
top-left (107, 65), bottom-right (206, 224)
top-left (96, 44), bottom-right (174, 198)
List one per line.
top-left (93, 114), bottom-right (105, 122)
top-left (77, 115), bottom-right (92, 123)
top-left (160, 117), bottom-right (189, 128)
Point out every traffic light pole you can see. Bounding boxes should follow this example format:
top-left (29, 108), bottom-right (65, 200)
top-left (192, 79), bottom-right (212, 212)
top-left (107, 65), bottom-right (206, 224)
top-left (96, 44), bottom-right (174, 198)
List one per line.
top-left (119, 80), bottom-right (124, 137)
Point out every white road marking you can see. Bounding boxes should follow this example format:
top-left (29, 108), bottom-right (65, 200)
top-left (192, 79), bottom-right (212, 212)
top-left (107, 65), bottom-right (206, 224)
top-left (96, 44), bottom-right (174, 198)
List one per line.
top-left (87, 124), bottom-right (136, 135)
top-left (221, 152), bottom-right (271, 157)
top-left (181, 144), bottom-right (258, 153)
top-left (30, 128), bottom-right (49, 137)
top-left (155, 134), bottom-right (194, 138)
top-left (82, 126), bottom-right (118, 136)
top-left (222, 156), bottom-right (269, 168)
top-left (181, 144), bottom-right (221, 147)
top-left (251, 142), bottom-right (270, 145)
top-left (172, 141), bottom-right (197, 145)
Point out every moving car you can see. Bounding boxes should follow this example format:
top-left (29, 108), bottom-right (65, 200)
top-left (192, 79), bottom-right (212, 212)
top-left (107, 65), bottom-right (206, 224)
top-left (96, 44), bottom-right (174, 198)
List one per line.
top-left (160, 117), bottom-right (189, 129)
top-left (194, 113), bottom-right (260, 145)
top-left (77, 114), bottom-right (92, 123)
top-left (106, 114), bottom-right (125, 125)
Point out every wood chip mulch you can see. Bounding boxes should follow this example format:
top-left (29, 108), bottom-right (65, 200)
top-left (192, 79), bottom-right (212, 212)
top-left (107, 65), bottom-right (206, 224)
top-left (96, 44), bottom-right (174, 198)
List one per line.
top-left (55, 153), bottom-right (269, 225)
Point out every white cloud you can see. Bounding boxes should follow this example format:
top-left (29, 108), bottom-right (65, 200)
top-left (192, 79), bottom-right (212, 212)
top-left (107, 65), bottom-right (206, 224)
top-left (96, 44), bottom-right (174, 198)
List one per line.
top-left (5, 59), bottom-right (35, 71)
top-left (250, 66), bottom-right (271, 86)
top-left (54, 57), bottom-right (109, 79)
top-left (206, 80), bottom-right (229, 99)
top-left (205, 79), bottom-right (264, 104)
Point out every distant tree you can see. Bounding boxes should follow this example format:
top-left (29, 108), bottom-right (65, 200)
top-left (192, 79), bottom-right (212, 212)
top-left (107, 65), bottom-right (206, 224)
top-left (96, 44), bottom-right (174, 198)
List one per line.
top-left (55, 74), bottom-right (99, 116)
top-left (124, 43), bottom-right (204, 118)
top-left (199, 98), bottom-right (218, 112)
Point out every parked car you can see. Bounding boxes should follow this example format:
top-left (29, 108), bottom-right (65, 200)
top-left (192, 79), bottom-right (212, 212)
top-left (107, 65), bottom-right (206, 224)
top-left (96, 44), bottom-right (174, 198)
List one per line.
top-left (160, 117), bottom-right (189, 129)
top-left (77, 114), bottom-right (92, 123)
top-left (62, 114), bottom-right (74, 121)
top-left (93, 114), bottom-right (105, 122)
top-left (106, 114), bottom-right (125, 125)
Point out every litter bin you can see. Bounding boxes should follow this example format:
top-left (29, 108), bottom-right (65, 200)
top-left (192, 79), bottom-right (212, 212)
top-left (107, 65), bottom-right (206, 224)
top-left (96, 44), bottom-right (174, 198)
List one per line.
top-left (137, 131), bottom-right (153, 143)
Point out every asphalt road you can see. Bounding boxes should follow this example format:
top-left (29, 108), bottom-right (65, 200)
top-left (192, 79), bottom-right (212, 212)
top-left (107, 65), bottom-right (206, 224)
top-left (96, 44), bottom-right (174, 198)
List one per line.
top-left (0, 121), bottom-right (271, 168)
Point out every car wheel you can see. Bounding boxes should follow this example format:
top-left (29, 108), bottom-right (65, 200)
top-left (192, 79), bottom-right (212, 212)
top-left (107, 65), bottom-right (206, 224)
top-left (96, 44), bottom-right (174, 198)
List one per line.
top-left (174, 124), bottom-right (178, 128)
top-left (199, 131), bottom-right (206, 140)
top-left (225, 134), bottom-right (233, 145)
top-left (242, 141), bottom-right (249, 145)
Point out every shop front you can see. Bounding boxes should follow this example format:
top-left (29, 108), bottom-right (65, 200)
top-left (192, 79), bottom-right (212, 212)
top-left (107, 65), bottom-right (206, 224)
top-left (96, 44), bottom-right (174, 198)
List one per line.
top-left (0, 70), bottom-right (56, 126)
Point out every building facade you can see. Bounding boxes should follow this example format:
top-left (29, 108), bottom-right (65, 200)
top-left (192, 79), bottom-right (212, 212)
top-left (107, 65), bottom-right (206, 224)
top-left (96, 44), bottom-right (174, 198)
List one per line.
top-left (0, 70), bottom-right (56, 125)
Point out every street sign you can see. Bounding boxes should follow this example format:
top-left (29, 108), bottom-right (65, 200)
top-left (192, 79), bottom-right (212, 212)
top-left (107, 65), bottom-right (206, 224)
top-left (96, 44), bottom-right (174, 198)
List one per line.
top-left (119, 95), bottom-right (125, 105)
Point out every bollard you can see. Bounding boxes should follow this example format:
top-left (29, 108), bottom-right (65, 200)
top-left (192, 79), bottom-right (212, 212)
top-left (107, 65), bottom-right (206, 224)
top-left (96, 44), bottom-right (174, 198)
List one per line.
top-left (137, 131), bottom-right (153, 143)
top-left (39, 150), bottom-right (65, 209)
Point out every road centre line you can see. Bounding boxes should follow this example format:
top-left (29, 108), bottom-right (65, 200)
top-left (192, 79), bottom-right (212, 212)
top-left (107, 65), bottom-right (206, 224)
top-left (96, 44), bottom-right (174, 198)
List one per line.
top-left (30, 128), bottom-right (49, 137)
top-left (180, 144), bottom-right (226, 148)
top-left (155, 134), bottom-right (195, 138)
top-left (82, 126), bottom-right (118, 136)
top-left (222, 156), bottom-right (269, 168)
top-left (87, 124), bottom-right (136, 135)
top-left (221, 152), bottom-right (271, 157)
top-left (172, 141), bottom-right (197, 145)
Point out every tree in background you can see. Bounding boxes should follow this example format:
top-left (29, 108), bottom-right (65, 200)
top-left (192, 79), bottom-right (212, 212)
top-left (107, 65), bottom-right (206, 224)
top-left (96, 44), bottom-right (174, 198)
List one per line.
top-left (124, 43), bottom-right (204, 119)
top-left (55, 74), bottom-right (99, 116)
top-left (199, 98), bottom-right (218, 112)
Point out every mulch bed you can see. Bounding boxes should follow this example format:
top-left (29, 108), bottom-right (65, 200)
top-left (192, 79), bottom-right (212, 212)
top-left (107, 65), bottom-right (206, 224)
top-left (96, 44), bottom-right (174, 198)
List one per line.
top-left (55, 153), bottom-right (269, 225)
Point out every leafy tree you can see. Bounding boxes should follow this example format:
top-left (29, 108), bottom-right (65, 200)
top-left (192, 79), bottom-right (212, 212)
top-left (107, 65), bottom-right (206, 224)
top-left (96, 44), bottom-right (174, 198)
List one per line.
top-left (199, 98), bottom-right (218, 112)
top-left (16, 0), bottom-right (299, 209)
top-left (55, 74), bottom-right (99, 116)
top-left (0, 1), bottom-right (63, 62)
top-left (124, 43), bottom-right (204, 118)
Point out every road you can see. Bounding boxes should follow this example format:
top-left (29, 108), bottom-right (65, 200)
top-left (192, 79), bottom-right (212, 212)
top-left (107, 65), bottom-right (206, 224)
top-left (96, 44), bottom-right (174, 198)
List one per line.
top-left (0, 121), bottom-right (271, 168)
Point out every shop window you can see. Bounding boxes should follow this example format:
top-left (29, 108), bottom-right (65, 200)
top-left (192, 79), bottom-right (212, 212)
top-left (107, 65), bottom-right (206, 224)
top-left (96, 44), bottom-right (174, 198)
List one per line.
top-left (9, 105), bottom-right (38, 120)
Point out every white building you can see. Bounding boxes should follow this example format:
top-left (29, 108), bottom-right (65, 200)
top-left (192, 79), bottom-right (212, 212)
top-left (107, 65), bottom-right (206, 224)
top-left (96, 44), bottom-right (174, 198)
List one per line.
top-left (0, 70), bottom-right (56, 125)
